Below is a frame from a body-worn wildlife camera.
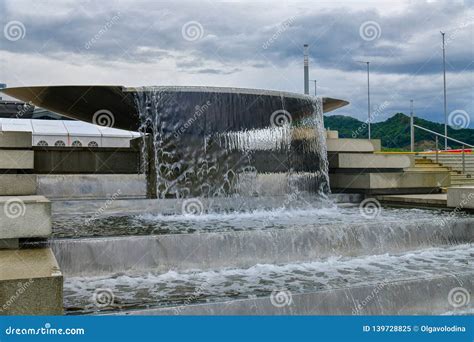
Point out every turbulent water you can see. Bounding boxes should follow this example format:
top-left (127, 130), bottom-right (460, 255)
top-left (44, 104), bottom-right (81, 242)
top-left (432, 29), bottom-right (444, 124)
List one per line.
top-left (63, 244), bottom-right (473, 315)
top-left (52, 202), bottom-right (466, 238)
top-left (133, 88), bottom-right (329, 198)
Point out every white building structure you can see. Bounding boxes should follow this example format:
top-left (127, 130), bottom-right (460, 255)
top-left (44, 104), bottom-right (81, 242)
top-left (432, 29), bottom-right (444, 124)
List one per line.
top-left (0, 118), bottom-right (141, 148)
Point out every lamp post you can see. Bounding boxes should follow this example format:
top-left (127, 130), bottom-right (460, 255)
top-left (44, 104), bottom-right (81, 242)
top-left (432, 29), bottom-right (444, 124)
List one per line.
top-left (410, 99), bottom-right (414, 152)
top-left (440, 31), bottom-right (448, 150)
top-left (311, 79), bottom-right (317, 96)
top-left (357, 61), bottom-right (371, 139)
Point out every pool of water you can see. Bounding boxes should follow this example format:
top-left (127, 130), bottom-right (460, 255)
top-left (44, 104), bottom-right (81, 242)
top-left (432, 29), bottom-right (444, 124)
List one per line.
top-left (63, 244), bottom-right (473, 315)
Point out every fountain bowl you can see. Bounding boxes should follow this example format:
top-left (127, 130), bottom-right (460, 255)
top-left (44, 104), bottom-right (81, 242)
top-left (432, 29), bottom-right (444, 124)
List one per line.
top-left (1, 85), bottom-right (348, 132)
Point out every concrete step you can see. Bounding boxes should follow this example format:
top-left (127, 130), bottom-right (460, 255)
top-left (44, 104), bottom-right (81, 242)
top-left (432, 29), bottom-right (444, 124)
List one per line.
top-left (414, 159), bottom-right (435, 164)
top-left (330, 171), bottom-right (450, 193)
top-left (448, 186), bottom-right (474, 209)
top-left (0, 132), bottom-right (32, 149)
top-left (414, 163), bottom-right (446, 168)
top-left (451, 174), bottom-right (473, 179)
top-left (406, 167), bottom-right (451, 172)
top-left (0, 248), bottom-right (62, 314)
top-left (451, 181), bottom-right (474, 185)
top-left (0, 150), bottom-right (34, 169)
top-left (328, 153), bottom-right (412, 169)
top-left (0, 195), bottom-right (51, 239)
top-left (326, 138), bottom-right (381, 153)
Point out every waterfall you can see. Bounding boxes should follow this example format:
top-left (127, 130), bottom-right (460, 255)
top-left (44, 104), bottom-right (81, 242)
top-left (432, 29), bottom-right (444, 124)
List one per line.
top-left (133, 88), bottom-right (330, 198)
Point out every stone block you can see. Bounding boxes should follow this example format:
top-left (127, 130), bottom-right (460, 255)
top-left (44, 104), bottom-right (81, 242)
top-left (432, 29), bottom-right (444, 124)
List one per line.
top-left (447, 186), bottom-right (474, 209)
top-left (326, 138), bottom-right (381, 152)
top-left (37, 174), bottom-right (146, 200)
top-left (330, 171), bottom-right (450, 193)
top-left (0, 248), bottom-right (63, 315)
top-left (0, 150), bottom-right (34, 169)
top-left (329, 152), bottom-right (412, 169)
top-left (0, 196), bottom-right (51, 239)
top-left (0, 131), bottom-right (32, 149)
top-left (0, 174), bottom-right (37, 196)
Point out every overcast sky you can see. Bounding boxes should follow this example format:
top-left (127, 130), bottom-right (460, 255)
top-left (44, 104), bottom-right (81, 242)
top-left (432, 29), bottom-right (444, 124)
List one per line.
top-left (1, 0), bottom-right (473, 127)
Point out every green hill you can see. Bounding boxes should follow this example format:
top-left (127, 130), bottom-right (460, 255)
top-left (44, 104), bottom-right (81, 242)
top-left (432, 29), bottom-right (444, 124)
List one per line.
top-left (324, 113), bottom-right (474, 150)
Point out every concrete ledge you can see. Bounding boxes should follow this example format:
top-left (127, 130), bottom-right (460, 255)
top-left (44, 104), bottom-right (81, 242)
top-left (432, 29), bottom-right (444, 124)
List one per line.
top-left (0, 248), bottom-right (63, 315)
top-left (0, 239), bottom-right (19, 249)
top-left (37, 174), bottom-right (146, 200)
top-left (447, 186), bottom-right (474, 209)
top-left (0, 174), bottom-right (37, 196)
top-left (0, 132), bottom-right (32, 149)
top-left (329, 153), bottom-right (412, 169)
top-left (33, 148), bottom-right (139, 174)
top-left (330, 171), bottom-right (450, 193)
top-left (0, 196), bottom-right (51, 239)
top-left (0, 150), bottom-right (34, 169)
top-left (326, 138), bottom-right (381, 153)
top-left (377, 194), bottom-right (447, 207)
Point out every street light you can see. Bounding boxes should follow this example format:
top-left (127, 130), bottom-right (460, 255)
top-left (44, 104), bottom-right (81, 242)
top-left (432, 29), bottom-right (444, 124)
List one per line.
top-left (410, 99), bottom-right (414, 152)
top-left (310, 79), bottom-right (317, 97)
top-left (357, 60), bottom-right (371, 139)
top-left (440, 31), bottom-right (448, 150)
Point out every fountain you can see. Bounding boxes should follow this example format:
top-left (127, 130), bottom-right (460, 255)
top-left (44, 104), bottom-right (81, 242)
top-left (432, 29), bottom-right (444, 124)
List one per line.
top-left (1, 85), bottom-right (472, 316)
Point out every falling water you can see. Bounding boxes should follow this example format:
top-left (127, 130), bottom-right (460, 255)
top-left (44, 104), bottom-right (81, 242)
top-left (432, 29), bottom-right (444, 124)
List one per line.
top-left (133, 88), bottom-right (329, 199)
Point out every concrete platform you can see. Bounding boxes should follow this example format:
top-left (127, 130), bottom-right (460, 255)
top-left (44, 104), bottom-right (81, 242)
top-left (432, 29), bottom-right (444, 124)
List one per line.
top-left (330, 171), bottom-right (450, 194)
top-left (0, 131), bottom-right (32, 149)
top-left (0, 195), bottom-right (51, 239)
top-left (0, 150), bottom-right (34, 169)
top-left (0, 248), bottom-right (63, 315)
top-left (377, 194), bottom-right (447, 207)
top-left (33, 148), bottom-right (139, 174)
top-left (326, 138), bottom-right (381, 153)
top-left (328, 153), bottom-right (412, 169)
top-left (0, 174), bottom-right (37, 196)
top-left (37, 174), bottom-right (146, 200)
top-left (447, 186), bottom-right (474, 209)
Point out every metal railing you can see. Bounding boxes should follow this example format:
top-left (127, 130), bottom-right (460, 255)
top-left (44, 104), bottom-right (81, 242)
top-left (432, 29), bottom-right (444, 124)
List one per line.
top-left (412, 124), bottom-right (473, 174)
